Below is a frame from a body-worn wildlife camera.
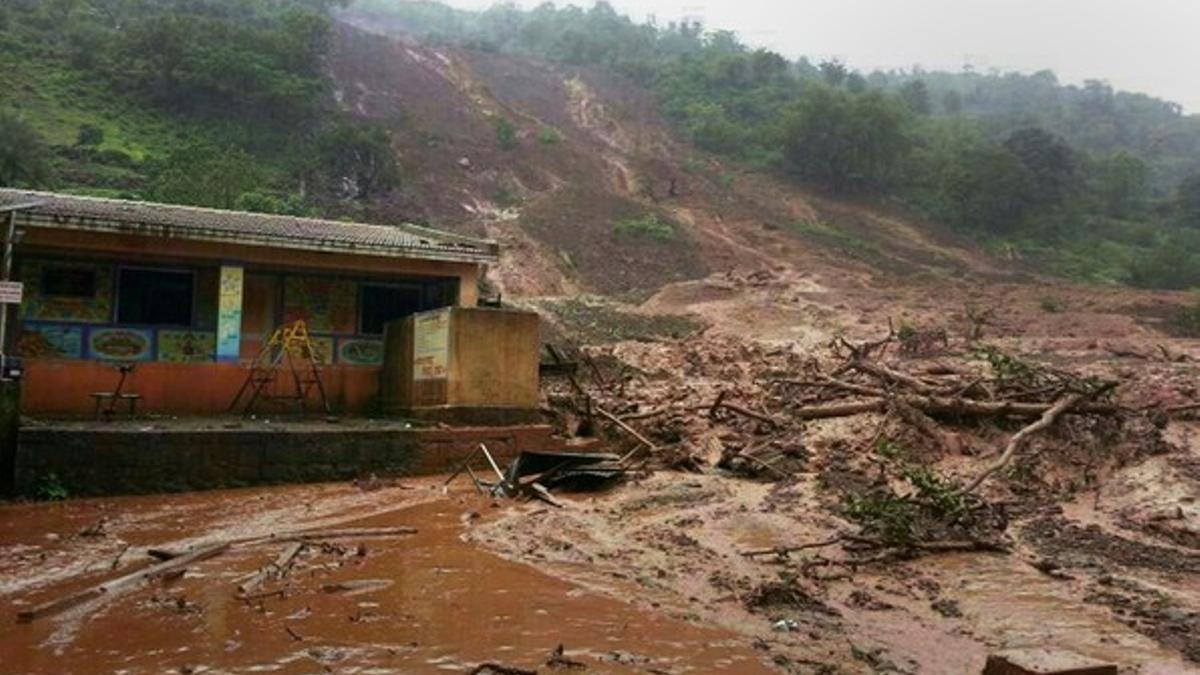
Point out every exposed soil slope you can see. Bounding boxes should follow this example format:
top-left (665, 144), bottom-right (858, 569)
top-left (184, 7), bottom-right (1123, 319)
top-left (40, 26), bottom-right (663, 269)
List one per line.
top-left (330, 16), bottom-right (1014, 302)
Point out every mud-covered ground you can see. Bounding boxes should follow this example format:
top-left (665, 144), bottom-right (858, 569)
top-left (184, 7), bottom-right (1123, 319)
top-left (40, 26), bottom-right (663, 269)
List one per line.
top-left (5, 262), bottom-right (1200, 673)
top-left (0, 480), bottom-right (772, 674)
top-left (497, 266), bottom-right (1200, 674)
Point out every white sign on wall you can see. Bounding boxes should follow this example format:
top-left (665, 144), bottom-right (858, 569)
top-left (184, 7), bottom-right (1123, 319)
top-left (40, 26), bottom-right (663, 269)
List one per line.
top-left (413, 308), bottom-right (450, 381)
top-left (0, 281), bottom-right (23, 305)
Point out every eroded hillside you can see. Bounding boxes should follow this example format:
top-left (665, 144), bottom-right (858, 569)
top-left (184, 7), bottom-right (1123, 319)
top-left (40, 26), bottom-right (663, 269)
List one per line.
top-left (331, 16), bottom-right (1011, 304)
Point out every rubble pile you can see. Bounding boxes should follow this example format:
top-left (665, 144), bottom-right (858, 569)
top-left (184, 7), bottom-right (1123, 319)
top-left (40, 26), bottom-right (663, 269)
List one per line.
top-left (542, 325), bottom-right (1185, 559)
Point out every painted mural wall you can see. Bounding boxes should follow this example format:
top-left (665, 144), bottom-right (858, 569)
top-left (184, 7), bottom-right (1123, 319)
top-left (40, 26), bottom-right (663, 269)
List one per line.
top-left (12, 258), bottom-right (454, 367)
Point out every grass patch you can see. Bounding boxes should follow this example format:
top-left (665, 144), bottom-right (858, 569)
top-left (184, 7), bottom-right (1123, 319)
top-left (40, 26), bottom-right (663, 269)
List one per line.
top-left (613, 213), bottom-right (677, 241)
top-left (788, 219), bottom-right (905, 273)
top-left (536, 127), bottom-right (562, 145)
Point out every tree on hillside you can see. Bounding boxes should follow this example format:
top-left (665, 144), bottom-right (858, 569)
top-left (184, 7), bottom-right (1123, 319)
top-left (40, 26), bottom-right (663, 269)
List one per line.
top-left (1095, 152), bottom-right (1149, 219)
top-left (316, 122), bottom-right (399, 201)
top-left (682, 102), bottom-right (741, 155)
top-left (819, 60), bottom-right (848, 87)
top-left (782, 87), bottom-right (910, 193)
top-left (147, 142), bottom-right (262, 209)
top-left (941, 144), bottom-right (1036, 234)
top-left (1177, 172), bottom-right (1200, 228)
top-left (941, 89), bottom-right (963, 115)
top-left (0, 110), bottom-right (54, 188)
top-left (1002, 127), bottom-right (1078, 207)
top-left (899, 80), bottom-right (931, 115)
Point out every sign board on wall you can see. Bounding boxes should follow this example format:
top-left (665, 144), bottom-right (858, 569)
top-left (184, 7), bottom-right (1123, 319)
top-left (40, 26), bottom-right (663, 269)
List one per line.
top-left (413, 308), bottom-right (450, 381)
top-left (216, 266), bottom-right (244, 362)
top-left (0, 281), bottom-right (23, 304)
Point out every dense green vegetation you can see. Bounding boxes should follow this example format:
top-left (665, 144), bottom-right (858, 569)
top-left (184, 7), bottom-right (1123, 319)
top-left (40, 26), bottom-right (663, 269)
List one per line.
top-left (3, 0), bottom-right (1197, 288)
top-left (0, 0), bottom-right (396, 213)
top-left (351, 0), bottom-right (1200, 288)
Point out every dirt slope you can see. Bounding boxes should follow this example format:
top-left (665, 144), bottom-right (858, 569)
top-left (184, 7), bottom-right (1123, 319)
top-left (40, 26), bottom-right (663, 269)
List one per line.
top-left (330, 16), bottom-right (1015, 304)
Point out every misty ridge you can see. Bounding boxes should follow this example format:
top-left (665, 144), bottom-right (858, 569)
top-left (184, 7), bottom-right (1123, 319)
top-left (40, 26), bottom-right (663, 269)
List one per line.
top-left (2, 0), bottom-right (1200, 289)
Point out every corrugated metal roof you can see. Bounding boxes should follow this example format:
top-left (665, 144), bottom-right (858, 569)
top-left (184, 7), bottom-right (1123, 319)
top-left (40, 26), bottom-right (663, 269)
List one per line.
top-left (0, 189), bottom-right (498, 264)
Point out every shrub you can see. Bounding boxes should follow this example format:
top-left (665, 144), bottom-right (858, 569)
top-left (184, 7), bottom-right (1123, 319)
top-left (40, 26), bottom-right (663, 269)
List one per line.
top-left (494, 117), bottom-right (518, 150)
top-left (35, 472), bottom-right (69, 501)
top-left (536, 127), bottom-right (562, 145)
top-left (76, 123), bottom-right (104, 147)
top-left (1172, 301), bottom-right (1200, 338)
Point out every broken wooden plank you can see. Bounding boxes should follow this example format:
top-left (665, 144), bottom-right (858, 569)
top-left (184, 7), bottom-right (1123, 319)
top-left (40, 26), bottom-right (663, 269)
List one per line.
top-left (321, 579), bottom-right (393, 595)
top-left (526, 482), bottom-right (564, 509)
top-left (286, 526), bottom-right (417, 542)
top-left (16, 588), bottom-right (104, 623)
top-left (238, 541), bottom-right (305, 595)
top-left (146, 548), bottom-right (181, 561)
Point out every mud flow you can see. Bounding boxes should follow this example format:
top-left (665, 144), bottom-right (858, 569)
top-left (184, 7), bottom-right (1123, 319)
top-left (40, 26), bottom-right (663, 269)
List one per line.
top-left (0, 481), bottom-right (769, 674)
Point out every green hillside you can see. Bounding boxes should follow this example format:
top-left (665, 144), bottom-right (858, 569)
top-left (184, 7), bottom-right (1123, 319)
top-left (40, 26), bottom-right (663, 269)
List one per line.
top-left (0, 0), bottom-right (391, 216)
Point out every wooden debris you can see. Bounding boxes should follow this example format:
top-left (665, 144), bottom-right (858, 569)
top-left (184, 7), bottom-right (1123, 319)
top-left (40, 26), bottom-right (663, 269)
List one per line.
top-left (957, 392), bottom-right (1088, 495)
top-left (526, 482), bottom-right (564, 508)
top-left (237, 541), bottom-right (305, 595)
top-left (17, 542), bottom-right (229, 623)
top-left (545, 643), bottom-right (587, 670)
top-left (741, 535), bottom-right (848, 558)
top-left (321, 579), bottom-right (393, 595)
top-left (267, 526), bottom-right (418, 543)
top-left (469, 663), bottom-right (538, 675)
top-left (15, 588), bottom-right (104, 623)
top-left (146, 548), bottom-right (181, 561)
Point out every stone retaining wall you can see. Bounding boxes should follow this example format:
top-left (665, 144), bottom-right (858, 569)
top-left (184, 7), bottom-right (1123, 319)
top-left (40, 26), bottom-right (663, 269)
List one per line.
top-left (14, 425), bottom-right (557, 497)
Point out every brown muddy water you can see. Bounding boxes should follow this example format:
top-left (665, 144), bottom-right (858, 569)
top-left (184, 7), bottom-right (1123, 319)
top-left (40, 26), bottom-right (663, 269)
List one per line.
top-left (0, 482), bottom-right (770, 674)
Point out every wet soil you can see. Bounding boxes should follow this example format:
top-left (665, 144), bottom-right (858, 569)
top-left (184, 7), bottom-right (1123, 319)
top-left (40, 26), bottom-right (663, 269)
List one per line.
top-left (0, 481), bottom-right (770, 674)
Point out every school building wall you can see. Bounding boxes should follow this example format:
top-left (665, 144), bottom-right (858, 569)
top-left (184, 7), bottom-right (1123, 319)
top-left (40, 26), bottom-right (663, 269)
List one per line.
top-left (12, 229), bottom-right (484, 417)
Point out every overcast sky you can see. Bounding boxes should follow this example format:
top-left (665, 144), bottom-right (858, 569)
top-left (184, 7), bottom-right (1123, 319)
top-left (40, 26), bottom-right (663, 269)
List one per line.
top-left (442, 0), bottom-right (1200, 112)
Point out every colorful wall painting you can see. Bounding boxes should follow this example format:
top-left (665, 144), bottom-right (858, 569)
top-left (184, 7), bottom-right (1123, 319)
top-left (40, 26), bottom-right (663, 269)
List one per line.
top-left (17, 324), bottom-right (84, 359)
top-left (158, 330), bottom-right (216, 363)
top-left (216, 266), bottom-right (244, 362)
top-left (282, 276), bottom-right (357, 334)
top-left (309, 336), bottom-right (334, 365)
top-left (413, 308), bottom-right (450, 380)
top-left (20, 259), bottom-right (113, 323)
top-left (88, 327), bottom-right (153, 361)
top-left (337, 338), bottom-right (383, 366)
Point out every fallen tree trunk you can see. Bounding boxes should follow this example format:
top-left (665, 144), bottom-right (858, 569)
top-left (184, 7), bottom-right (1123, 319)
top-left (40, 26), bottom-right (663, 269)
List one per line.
top-left (791, 393), bottom-right (1118, 421)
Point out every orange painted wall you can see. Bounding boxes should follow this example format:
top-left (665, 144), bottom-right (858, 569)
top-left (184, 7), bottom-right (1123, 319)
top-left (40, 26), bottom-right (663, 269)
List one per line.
top-left (23, 360), bottom-right (381, 417)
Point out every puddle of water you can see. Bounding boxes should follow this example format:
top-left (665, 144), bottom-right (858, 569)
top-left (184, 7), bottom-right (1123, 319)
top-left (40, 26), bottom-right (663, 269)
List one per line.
top-left (1, 495), bottom-right (772, 674)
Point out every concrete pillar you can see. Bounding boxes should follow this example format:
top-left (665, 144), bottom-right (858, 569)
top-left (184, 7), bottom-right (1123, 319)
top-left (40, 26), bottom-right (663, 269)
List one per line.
top-left (216, 265), bottom-right (244, 362)
top-left (457, 265), bottom-right (480, 308)
top-left (0, 379), bottom-right (19, 496)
